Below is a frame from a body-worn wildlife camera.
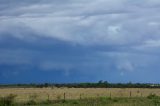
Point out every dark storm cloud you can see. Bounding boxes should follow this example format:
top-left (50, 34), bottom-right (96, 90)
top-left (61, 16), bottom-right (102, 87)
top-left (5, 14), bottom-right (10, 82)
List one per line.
top-left (1, 0), bottom-right (160, 83)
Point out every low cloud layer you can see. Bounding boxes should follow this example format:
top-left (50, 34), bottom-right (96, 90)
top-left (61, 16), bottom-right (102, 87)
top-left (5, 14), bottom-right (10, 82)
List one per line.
top-left (0, 0), bottom-right (160, 83)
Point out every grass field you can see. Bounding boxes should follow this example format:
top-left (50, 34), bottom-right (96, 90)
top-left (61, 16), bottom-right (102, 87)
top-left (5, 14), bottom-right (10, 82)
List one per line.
top-left (0, 88), bottom-right (160, 106)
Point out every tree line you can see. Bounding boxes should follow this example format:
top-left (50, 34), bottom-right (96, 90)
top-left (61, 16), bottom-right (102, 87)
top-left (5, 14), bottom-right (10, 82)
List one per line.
top-left (0, 81), bottom-right (160, 88)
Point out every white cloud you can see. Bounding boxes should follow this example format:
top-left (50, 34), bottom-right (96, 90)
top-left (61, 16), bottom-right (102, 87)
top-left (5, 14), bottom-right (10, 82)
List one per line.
top-left (117, 61), bottom-right (134, 72)
top-left (0, 0), bottom-right (159, 46)
top-left (40, 61), bottom-right (73, 71)
top-left (142, 40), bottom-right (160, 48)
top-left (1, 0), bottom-right (160, 46)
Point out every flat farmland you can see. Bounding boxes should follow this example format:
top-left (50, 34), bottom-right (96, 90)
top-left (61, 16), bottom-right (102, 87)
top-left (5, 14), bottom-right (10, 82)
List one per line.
top-left (0, 88), bottom-right (160, 103)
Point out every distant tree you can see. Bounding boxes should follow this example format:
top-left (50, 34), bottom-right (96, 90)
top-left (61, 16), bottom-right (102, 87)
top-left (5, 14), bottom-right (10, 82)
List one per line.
top-left (98, 80), bottom-right (103, 84)
top-left (104, 81), bottom-right (109, 84)
top-left (44, 83), bottom-right (49, 87)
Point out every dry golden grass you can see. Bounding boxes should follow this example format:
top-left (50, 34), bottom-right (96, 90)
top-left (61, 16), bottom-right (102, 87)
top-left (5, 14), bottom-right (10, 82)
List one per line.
top-left (0, 87), bottom-right (160, 102)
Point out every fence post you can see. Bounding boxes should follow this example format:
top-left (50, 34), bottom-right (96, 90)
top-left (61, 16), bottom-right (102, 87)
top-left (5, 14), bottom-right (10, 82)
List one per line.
top-left (110, 92), bottom-right (112, 98)
top-left (47, 93), bottom-right (49, 101)
top-left (80, 94), bottom-right (82, 100)
top-left (97, 94), bottom-right (99, 98)
top-left (64, 93), bottom-right (66, 101)
top-left (130, 91), bottom-right (132, 98)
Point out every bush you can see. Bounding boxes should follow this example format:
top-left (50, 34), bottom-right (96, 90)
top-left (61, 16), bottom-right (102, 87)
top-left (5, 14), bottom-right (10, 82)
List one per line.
top-left (41, 100), bottom-right (52, 105)
top-left (29, 93), bottom-right (38, 100)
top-left (147, 93), bottom-right (159, 99)
top-left (26, 100), bottom-right (37, 105)
top-left (72, 101), bottom-right (79, 104)
top-left (26, 93), bottom-right (38, 105)
top-left (0, 94), bottom-right (17, 106)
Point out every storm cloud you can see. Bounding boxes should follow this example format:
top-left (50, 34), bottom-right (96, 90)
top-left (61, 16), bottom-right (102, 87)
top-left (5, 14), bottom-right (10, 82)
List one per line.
top-left (0, 0), bottom-right (160, 83)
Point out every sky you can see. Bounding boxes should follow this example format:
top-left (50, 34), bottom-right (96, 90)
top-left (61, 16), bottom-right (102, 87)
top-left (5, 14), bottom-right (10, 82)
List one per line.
top-left (0, 0), bottom-right (160, 84)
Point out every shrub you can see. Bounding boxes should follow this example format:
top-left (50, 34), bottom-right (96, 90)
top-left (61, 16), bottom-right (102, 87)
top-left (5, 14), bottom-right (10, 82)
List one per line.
top-left (0, 94), bottom-right (17, 106)
top-left (147, 93), bottom-right (159, 99)
top-left (72, 101), bottom-right (79, 104)
top-left (29, 93), bottom-right (38, 100)
top-left (26, 93), bottom-right (38, 105)
top-left (26, 100), bottom-right (37, 105)
top-left (41, 99), bottom-right (52, 105)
